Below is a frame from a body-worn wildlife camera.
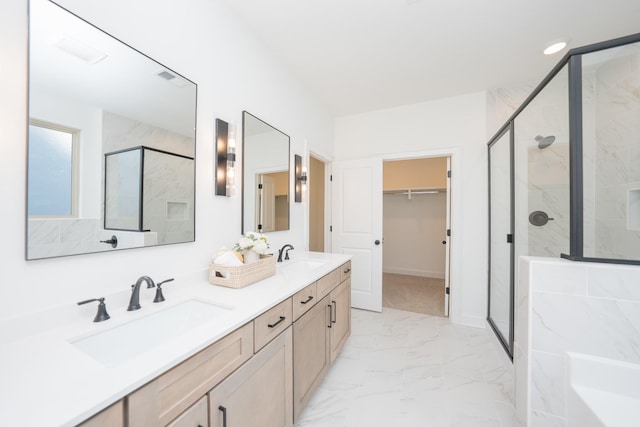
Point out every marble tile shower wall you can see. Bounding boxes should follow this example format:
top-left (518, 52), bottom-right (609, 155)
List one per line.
top-left (589, 51), bottom-right (640, 259)
top-left (515, 257), bottom-right (640, 426)
top-left (27, 218), bottom-right (153, 258)
top-left (487, 80), bottom-right (572, 260)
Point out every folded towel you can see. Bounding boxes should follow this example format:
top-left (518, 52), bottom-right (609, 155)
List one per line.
top-left (214, 250), bottom-right (244, 267)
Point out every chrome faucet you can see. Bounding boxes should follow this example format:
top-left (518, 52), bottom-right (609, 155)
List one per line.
top-left (127, 276), bottom-right (156, 311)
top-left (277, 244), bottom-right (294, 262)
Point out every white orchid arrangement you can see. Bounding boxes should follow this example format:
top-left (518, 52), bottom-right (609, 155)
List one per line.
top-left (233, 231), bottom-right (269, 254)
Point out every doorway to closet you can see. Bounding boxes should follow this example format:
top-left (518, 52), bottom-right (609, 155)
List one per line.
top-left (382, 157), bottom-right (450, 317)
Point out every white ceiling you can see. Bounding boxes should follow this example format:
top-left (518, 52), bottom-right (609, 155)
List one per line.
top-left (222, 0), bottom-right (640, 116)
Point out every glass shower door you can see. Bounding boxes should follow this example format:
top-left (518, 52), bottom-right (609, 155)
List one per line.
top-left (488, 128), bottom-right (513, 357)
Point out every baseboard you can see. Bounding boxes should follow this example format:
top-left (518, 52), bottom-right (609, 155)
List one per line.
top-left (456, 314), bottom-right (487, 329)
top-left (383, 267), bottom-right (445, 279)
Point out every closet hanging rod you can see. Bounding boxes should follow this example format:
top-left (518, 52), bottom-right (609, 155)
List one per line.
top-left (383, 188), bottom-right (445, 195)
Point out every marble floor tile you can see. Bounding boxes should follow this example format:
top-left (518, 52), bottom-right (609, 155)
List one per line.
top-left (296, 307), bottom-right (515, 427)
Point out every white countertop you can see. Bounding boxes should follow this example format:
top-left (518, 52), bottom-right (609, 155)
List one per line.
top-left (0, 251), bottom-right (350, 427)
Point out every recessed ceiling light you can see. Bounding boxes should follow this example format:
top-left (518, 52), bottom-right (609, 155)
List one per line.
top-left (543, 41), bottom-right (568, 55)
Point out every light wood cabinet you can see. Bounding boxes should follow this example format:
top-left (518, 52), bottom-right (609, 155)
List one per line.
top-left (329, 276), bottom-right (351, 364)
top-left (127, 322), bottom-right (254, 427)
top-left (292, 282), bottom-right (317, 321)
top-left (340, 260), bottom-right (351, 283)
top-left (316, 268), bottom-right (340, 300)
top-left (293, 262), bottom-right (352, 421)
top-left (209, 327), bottom-right (293, 427)
top-left (83, 261), bottom-right (350, 427)
top-left (254, 298), bottom-right (292, 352)
top-left (166, 396), bottom-right (208, 427)
top-left (292, 294), bottom-right (331, 420)
top-left (78, 400), bottom-right (123, 427)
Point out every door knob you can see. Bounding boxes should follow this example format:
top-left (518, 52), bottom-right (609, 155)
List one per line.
top-left (374, 240), bottom-right (381, 245)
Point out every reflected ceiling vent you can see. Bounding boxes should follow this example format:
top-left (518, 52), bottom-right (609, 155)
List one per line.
top-left (155, 69), bottom-right (188, 88)
top-left (53, 36), bottom-right (107, 64)
top-left (157, 70), bottom-right (176, 80)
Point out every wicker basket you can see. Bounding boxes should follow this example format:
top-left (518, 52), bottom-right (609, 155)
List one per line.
top-left (208, 254), bottom-right (276, 288)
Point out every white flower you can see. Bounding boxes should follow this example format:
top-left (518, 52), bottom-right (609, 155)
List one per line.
top-left (233, 231), bottom-right (269, 254)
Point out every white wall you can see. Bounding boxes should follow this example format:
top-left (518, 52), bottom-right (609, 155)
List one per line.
top-left (334, 92), bottom-right (488, 326)
top-left (0, 0), bottom-right (333, 322)
top-left (383, 192), bottom-right (447, 278)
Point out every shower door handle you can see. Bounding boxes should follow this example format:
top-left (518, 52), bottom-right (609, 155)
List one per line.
top-left (506, 234), bottom-right (513, 244)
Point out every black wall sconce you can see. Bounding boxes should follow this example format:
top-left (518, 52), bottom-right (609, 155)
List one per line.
top-left (294, 154), bottom-right (307, 203)
top-left (215, 118), bottom-right (235, 196)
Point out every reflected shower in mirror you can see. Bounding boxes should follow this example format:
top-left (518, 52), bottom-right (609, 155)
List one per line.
top-left (27, 0), bottom-right (197, 260)
top-left (242, 112), bottom-right (290, 234)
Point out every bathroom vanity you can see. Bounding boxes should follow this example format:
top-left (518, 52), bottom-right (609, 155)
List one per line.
top-left (0, 252), bottom-right (351, 427)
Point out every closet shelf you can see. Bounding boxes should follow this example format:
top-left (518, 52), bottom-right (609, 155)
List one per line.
top-left (383, 188), bottom-right (446, 199)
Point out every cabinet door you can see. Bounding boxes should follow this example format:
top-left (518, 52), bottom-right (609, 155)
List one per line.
top-left (329, 277), bottom-right (351, 364)
top-left (78, 401), bottom-right (123, 427)
top-left (166, 396), bottom-right (208, 427)
top-left (292, 295), bottom-right (331, 421)
top-left (209, 327), bottom-right (293, 427)
top-left (128, 323), bottom-right (253, 427)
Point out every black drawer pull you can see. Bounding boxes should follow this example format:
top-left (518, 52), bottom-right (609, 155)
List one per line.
top-left (268, 316), bottom-right (286, 328)
top-left (344, 268), bottom-right (351, 274)
top-left (219, 405), bottom-right (227, 427)
top-left (331, 301), bottom-right (337, 323)
top-left (300, 295), bottom-right (314, 305)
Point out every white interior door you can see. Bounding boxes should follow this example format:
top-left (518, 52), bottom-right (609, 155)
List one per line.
top-left (259, 174), bottom-right (276, 232)
top-left (332, 158), bottom-right (382, 312)
top-left (444, 157), bottom-right (451, 317)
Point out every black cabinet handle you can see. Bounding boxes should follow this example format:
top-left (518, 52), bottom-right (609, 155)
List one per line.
top-left (219, 405), bottom-right (227, 427)
top-left (374, 240), bottom-right (381, 245)
top-left (268, 316), bottom-right (286, 328)
top-left (344, 268), bottom-right (351, 273)
top-left (331, 301), bottom-right (337, 323)
top-left (327, 304), bottom-right (333, 328)
top-left (300, 295), bottom-right (314, 305)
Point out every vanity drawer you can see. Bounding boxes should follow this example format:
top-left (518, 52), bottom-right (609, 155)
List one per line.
top-left (292, 282), bottom-right (317, 321)
top-left (317, 268), bottom-right (340, 300)
top-left (166, 396), bottom-right (208, 427)
top-left (254, 298), bottom-right (292, 352)
top-left (127, 322), bottom-right (254, 427)
top-left (340, 261), bottom-right (352, 283)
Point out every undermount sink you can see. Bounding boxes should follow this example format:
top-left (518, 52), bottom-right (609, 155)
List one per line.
top-left (277, 259), bottom-right (325, 274)
top-left (71, 299), bottom-right (232, 366)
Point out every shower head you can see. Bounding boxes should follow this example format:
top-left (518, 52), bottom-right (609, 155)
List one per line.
top-left (535, 135), bottom-right (555, 149)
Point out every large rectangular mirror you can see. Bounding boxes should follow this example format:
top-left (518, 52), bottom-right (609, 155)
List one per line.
top-left (27, 0), bottom-right (197, 260)
top-left (242, 112), bottom-right (290, 234)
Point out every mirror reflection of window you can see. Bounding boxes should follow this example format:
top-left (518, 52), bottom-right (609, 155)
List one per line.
top-left (27, 121), bottom-right (78, 217)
